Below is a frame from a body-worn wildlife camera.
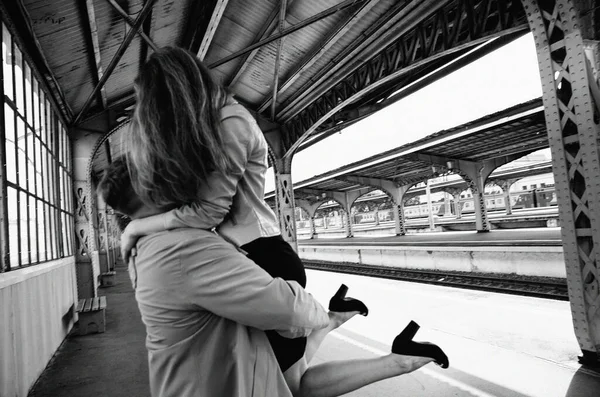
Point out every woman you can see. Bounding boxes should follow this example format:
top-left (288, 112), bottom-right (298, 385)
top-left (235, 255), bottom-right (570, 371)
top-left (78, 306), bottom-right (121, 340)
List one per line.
top-left (123, 46), bottom-right (448, 396)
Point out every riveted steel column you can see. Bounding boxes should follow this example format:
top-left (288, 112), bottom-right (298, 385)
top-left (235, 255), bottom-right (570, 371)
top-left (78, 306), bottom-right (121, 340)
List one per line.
top-left (394, 202), bottom-right (406, 235)
top-left (497, 179), bottom-right (517, 215)
top-left (73, 129), bottom-right (103, 299)
top-left (96, 194), bottom-right (110, 274)
top-left (447, 188), bottom-right (463, 219)
top-left (523, 0), bottom-right (600, 364)
top-left (274, 157), bottom-right (297, 251)
top-left (456, 164), bottom-right (490, 232)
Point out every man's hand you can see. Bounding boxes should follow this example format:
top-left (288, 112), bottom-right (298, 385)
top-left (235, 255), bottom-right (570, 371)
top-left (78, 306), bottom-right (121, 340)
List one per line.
top-left (121, 222), bottom-right (140, 264)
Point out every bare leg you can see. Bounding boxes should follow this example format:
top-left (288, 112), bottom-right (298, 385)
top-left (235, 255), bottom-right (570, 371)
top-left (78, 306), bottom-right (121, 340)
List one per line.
top-left (305, 311), bottom-right (359, 363)
top-left (298, 354), bottom-right (434, 397)
top-left (284, 356), bottom-right (308, 397)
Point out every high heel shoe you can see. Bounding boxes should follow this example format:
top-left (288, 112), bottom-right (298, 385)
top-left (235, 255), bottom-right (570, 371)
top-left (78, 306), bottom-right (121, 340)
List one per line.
top-left (328, 284), bottom-right (369, 316)
top-left (392, 320), bottom-right (449, 369)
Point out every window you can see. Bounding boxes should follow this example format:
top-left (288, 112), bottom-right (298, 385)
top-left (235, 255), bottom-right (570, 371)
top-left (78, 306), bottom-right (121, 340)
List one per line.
top-left (1, 22), bottom-right (74, 271)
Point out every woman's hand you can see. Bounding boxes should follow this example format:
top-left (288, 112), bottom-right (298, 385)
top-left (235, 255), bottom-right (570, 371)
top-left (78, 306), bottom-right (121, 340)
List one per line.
top-left (121, 221), bottom-right (141, 263)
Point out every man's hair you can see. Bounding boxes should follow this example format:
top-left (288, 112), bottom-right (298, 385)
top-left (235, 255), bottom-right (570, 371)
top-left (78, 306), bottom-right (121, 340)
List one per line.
top-left (97, 156), bottom-right (144, 218)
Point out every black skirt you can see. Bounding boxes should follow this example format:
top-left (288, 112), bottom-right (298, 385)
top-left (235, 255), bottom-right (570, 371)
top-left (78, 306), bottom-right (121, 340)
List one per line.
top-left (241, 235), bottom-right (308, 372)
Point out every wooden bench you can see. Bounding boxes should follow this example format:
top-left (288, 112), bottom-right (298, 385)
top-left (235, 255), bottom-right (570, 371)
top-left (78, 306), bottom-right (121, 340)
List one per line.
top-left (100, 271), bottom-right (116, 287)
top-left (76, 297), bottom-right (107, 335)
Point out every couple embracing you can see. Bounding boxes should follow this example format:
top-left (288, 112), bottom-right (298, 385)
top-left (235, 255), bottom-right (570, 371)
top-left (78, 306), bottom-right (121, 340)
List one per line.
top-left (98, 46), bottom-right (448, 397)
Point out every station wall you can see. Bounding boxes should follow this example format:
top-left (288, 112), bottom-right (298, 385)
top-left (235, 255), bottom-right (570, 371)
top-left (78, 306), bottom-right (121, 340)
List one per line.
top-left (0, 257), bottom-right (77, 397)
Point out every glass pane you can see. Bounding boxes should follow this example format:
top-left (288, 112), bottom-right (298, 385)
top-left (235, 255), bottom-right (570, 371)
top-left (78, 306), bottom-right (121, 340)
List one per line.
top-left (68, 216), bottom-right (73, 255)
top-left (17, 118), bottom-right (26, 189)
top-left (2, 23), bottom-right (13, 101)
top-left (58, 125), bottom-right (63, 165)
top-left (4, 104), bottom-right (16, 183)
top-left (36, 137), bottom-right (43, 198)
top-left (27, 127), bottom-right (35, 193)
top-left (67, 172), bottom-right (73, 212)
top-left (60, 169), bottom-right (66, 209)
top-left (61, 212), bottom-right (67, 257)
top-left (7, 187), bottom-right (18, 268)
top-left (48, 206), bottom-right (54, 259)
top-left (25, 63), bottom-right (32, 125)
top-left (29, 198), bottom-right (37, 263)
top-left (48, 109), bottom-right (54, 152)
top-left (37, 200), bottom-right (46, 262)
top-left (33, 78), bottom-right (39, 134)
top-left (50, 150), bottom-right (56, 204)
top-left (45, 203), bottom-right (51, 259)
top-left (14, 45), bottom-right (23, 115)
top-left (19, 191), bottom-right (29, 265)
top-left (43, 146), bottom-right (49, 200)
top-left (39, 92), bottom-right (46, 144)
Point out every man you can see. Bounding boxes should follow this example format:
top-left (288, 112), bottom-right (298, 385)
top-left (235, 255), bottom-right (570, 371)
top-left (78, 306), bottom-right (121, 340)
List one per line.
top-left (98, 157), bottom-right (330, 397)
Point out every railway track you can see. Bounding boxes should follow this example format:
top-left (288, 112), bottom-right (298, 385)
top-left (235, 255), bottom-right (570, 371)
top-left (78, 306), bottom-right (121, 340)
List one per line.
top-left (304, 260), bottom-right (569, 301)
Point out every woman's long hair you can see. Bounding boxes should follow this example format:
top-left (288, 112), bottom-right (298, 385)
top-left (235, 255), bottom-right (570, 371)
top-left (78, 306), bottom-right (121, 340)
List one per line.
top-left (126, 46), bottom-right (230, 208)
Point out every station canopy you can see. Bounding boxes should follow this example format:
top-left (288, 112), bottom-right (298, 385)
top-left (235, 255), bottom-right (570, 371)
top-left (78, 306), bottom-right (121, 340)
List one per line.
top-left (268, 97), bottom-right (549, 203)
top-left (5, 0), bottom-right (533, 175)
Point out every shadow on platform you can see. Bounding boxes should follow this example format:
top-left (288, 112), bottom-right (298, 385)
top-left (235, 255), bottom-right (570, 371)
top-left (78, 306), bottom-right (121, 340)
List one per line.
top-left (28, 264), bottom-right (149, 397)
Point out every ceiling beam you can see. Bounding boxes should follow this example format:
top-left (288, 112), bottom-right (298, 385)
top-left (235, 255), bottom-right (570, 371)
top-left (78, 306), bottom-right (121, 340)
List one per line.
top-left (79, 91), bottom-right (136, 125)
top-left (74, 0), bottom-right (156, 126)
top-left (257, 0), bottom-right (379, 114)
top-left (105, 0), bottom-right (158, 52)
top-left (270, 0), bottom-right (288, 120)
top-left (82, 0), bottom-right (107, 109)
top-left (208, 0), bottom-right (370, 69)
top-left (197, 0), bottom-right (231, 60)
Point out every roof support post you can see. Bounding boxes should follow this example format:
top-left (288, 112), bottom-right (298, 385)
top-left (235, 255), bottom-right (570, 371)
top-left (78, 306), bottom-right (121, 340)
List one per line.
top-left (340, 175), bottom-right (412, 236)
top-left (524, 0), bottom-right (600, 366)
top-left (295, 198), bottom-right (322, 239)
top-left (415, 153), bottom-right (523, 232)
top-left (273, 160), bottom-right (297, 251)
top-left (494, 178), bottom-right (519, 216)
top-left (444, 188), bottom-right (464, 219)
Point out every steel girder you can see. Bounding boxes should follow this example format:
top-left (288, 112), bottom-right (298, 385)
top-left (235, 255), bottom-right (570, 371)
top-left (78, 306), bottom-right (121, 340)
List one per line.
top-left (283, 0), bottom-right (528, 156)
top-left (524, 0), bottom-right (600, 365)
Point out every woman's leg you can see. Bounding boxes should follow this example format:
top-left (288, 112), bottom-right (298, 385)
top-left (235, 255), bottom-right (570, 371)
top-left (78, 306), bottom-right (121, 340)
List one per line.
top-left (284, 353), bottom-right (433, 397)
top-left (297, 354), bottom-right (433, 397)
top-left (305, 311), bottom-right (359, 363)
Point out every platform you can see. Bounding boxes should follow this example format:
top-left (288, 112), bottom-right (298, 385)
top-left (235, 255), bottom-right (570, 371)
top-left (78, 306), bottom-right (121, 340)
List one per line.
top-left (27, 259), bottom-right (600, 396)
top-left (298, 228), bottom-right (566, 279)
top-left (298, 228), bottom-right (562, 246)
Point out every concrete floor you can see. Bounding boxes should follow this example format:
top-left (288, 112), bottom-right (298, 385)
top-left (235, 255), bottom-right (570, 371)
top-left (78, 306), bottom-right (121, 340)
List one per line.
top-left (27, 259), bottom-right (600, 397)
top-left (28, 264), bottom-right (150, 397)
top-left (307, 269), bottom-right (600, 397)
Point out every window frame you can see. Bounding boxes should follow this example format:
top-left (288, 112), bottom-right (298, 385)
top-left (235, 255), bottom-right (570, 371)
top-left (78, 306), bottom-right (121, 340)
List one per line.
top-left (0, 21), bottom-right (74, 272)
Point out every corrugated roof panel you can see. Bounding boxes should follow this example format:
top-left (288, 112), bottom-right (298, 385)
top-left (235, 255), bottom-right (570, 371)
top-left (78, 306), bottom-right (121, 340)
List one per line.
top-left (223, 0), bottom-right (356, 108)
top-left (151, 0), bottom-right (187, 48)
top-left (203, 0), bottom-right (278, 65)
top-left (104, 38), bottom-right (142, 99)
top-left (274, 0), bottom-right (398, 112)
top-left (23, 0), bottom-right (96, 114)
